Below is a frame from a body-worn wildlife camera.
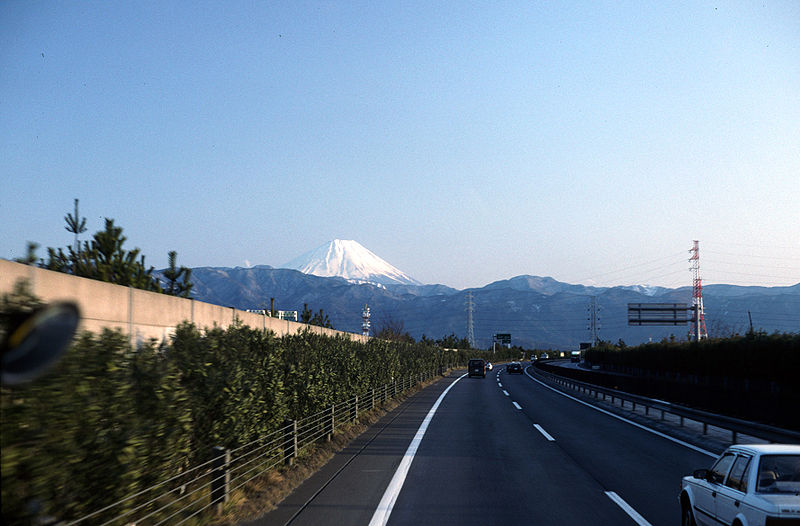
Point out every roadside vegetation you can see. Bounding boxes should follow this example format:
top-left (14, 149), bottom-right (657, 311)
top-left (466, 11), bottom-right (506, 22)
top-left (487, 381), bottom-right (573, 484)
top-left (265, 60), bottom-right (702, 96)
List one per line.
top-left (574, 331), bottom-right (800, 430)
top-left (0, 285), bottom-right (516, 524)
top-left (585, 331), bottom-right (799, 385)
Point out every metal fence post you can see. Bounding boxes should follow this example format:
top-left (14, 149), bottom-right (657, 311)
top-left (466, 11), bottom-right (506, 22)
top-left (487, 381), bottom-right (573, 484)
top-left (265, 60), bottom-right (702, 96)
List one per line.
top-left (211, 446), bottom-right (230, 514)
top-left (328, 404), bottom-right (335, 441)
top-left (284, 419), bottom-right (297, 465)
top-left (371, 388), bottom-right (376, 410)
top-left (352, 395), bottom-right (358, 422)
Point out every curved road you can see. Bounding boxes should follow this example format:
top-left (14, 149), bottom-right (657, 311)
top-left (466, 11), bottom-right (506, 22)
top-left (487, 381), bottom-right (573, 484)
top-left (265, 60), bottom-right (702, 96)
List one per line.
top-left (248, 365), bottom-right (717, 526)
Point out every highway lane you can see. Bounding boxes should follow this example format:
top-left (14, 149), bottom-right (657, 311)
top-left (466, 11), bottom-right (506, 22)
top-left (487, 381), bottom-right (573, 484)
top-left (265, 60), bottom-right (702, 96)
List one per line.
top-left (246, 376), bottom-right (459, 526)
top-left (386, 367), bottom-right (635, 525)
top-left (249, 366), bottom-right (718, 525)
top-left (499, 365), bottom-right (715, 524)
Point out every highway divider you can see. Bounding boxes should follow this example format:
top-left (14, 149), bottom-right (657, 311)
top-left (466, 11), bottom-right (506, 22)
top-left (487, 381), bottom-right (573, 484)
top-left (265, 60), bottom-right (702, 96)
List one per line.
top-left (531, 364), bottom-right (800, 445)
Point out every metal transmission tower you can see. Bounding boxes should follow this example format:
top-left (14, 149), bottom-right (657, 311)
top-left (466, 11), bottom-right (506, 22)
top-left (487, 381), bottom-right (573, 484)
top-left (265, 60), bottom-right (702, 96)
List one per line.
top-left (587, 296), bottom-right (600, 346)
top-left (361, 304), bottom-right (371, 337)
top-left (466, 291), bottom-right (476, 348)
top-left (689, 240), bottom-right (708, 340)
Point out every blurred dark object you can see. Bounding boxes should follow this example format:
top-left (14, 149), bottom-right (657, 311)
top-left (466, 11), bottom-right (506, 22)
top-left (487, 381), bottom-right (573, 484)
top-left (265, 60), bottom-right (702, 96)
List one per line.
top-left (1, 302), bottom-right (79, 386)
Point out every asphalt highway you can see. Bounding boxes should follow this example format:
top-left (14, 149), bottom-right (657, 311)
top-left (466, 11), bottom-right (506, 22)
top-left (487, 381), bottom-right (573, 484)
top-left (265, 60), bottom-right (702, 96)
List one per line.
top-left (247, 365), bottom-right (717, 526)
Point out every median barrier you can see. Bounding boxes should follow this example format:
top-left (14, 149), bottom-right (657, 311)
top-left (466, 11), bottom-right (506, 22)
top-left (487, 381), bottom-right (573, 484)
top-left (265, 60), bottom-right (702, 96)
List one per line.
top-left (531, 364), bottom-right (800, 445)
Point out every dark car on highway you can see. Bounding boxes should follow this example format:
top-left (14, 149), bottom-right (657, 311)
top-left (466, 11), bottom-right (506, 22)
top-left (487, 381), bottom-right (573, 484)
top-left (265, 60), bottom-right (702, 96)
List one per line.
top-left (468, 358), bottom-right (486, 378)
top-left (506, 362), bottom-right (523, 374)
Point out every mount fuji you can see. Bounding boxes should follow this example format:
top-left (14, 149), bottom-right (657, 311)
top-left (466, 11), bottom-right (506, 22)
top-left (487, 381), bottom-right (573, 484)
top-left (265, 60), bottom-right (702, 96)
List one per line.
top-left (281, 240), bottom-right (422, 286)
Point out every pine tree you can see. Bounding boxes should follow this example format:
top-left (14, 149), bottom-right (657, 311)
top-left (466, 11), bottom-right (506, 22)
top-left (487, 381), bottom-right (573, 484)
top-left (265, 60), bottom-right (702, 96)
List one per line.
top-left (162, 251), bottom-right (193, 298)
top-left (64, 198), bottom-right (87, 256)
top-left (300, 304), bottom-right (333, 328)
top-left (13, 241), bottom-right (40, 265)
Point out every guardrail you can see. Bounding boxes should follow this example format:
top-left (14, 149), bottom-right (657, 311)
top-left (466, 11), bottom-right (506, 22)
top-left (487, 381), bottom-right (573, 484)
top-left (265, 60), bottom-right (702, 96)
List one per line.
top-left (531, 364), bottom-right (800, 446)
top-left (64, 369), bottom-right (442, 526)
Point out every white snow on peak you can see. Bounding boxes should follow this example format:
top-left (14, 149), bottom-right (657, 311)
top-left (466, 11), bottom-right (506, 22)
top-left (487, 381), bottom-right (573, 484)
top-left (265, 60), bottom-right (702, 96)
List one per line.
top-left (281, 240), bottom-right (422, 286)
top-left (621, 284), bottom-right (662, 296)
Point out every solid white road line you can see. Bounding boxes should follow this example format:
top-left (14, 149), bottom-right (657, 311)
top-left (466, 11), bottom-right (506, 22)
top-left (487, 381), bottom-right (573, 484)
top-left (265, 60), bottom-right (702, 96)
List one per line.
top-left (368, 373), bottom-right (466, 526)
top-left (523, 369), bottom-right (716, 458)
top-left (605, 491), bottom-right (652, 526)
top-left (512, 401), bottom-right (522, 410)
top-left (502, 390), bottom-right (509, 396)
top-left (533, 423), bottom-right (555, 441)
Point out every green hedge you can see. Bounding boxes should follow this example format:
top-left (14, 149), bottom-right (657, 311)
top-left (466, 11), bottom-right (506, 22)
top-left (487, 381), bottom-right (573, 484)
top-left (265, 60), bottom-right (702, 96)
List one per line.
top-left (1, 329), bottom-right (193, 522)
top-left (1, 321), bottom-right (503, 524)
top-left (584, 332), bottom-right (800, 384)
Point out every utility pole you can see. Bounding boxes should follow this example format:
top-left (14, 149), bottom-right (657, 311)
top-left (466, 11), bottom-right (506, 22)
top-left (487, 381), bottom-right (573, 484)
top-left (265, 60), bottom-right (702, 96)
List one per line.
top-left (587, 296), bottom-right (600, 347)
top-left (466, 291), bottom-right (475, 349)
top-left (689, 240), bottom-right (708, 341)
top-left (362, 304), bottom-right (371, 337)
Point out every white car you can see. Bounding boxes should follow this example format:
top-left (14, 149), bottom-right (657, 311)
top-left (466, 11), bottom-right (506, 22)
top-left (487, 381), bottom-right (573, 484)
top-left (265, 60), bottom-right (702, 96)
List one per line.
top-left (679, 444), bottom-right (800, 526)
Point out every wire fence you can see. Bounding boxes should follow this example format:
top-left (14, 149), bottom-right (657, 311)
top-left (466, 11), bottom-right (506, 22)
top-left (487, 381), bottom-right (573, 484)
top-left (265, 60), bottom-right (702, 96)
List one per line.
top-left (64, 369), bottom-right (440, 525)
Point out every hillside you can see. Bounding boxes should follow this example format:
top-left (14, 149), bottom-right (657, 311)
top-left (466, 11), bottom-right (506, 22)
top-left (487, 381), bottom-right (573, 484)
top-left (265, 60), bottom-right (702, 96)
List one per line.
top-left (182, 267), bottom-right (800, 349)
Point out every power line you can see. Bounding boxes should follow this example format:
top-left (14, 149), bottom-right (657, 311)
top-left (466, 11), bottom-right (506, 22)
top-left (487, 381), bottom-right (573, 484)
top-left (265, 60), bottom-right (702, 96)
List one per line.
top-left (704, 259), bottom-right (800, 271)
top-left (704, 249), bottom-right (800, 262)
top-left (704, 241), bottom-right (800, 252)
top-left (572, 251), bottom-right (686, 283)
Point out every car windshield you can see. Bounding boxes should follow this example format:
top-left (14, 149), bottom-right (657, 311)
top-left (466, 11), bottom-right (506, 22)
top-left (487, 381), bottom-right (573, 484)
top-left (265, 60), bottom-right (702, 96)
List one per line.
top-left (756, 455), bottom-right (800, 494)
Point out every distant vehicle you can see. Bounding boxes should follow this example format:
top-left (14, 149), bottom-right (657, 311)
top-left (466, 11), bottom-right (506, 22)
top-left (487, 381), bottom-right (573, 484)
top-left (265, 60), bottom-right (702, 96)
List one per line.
top-left (468, 359), bottom-right (486, 378)
top-left (570, 351), bottom-right (580, 363)
top-left (486, 362), bottom-right (493, 371)
top-left (506, 362), bottom-right (523, 374)
top-left (679, 444), bottom-right (800, 526)
top-left (540, 353), bottom-right (549, 360)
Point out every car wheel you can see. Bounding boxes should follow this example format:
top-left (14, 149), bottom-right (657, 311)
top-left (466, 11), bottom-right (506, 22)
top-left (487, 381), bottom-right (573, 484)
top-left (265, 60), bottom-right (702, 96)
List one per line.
top-left (681, 502), bottom-right (696, 526)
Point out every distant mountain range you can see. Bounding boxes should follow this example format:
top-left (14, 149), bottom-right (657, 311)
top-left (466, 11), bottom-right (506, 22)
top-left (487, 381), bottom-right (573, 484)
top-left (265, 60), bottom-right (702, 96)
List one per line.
top-left (169, 240), bottom-right (800, 349)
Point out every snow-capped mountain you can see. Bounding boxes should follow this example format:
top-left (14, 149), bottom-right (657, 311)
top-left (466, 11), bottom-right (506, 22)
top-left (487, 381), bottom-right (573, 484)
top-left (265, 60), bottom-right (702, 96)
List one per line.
top-left (281, 240), bottom-right (422, 286)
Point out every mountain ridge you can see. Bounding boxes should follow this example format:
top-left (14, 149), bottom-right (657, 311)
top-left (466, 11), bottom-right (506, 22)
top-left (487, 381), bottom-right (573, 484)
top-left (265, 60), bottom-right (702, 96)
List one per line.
top-left (166, 240), bottom-right (799, 348)
top-left (175, 265), bottom-right (799, 349)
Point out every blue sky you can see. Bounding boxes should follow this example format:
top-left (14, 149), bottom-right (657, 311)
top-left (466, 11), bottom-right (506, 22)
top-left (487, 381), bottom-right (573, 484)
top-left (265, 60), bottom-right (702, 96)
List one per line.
top-left (2, 1), bottom-right (799, 290)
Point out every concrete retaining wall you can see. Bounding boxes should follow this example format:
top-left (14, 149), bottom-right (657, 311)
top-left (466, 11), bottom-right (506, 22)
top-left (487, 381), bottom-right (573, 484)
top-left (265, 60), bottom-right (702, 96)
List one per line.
top-left (1, 259), bottom-right (367, 345)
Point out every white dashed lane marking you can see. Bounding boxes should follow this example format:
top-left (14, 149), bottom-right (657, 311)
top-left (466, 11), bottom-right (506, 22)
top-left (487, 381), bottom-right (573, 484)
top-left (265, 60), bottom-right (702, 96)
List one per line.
top-left (605, 491), bottom-right (652, 526)
top-left (533, 424), bottom-right (555, 441)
